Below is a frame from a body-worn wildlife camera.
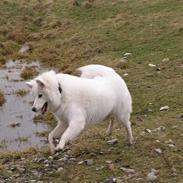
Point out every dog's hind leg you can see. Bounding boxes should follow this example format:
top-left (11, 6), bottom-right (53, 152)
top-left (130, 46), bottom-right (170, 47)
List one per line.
top-left (55, 119), bottom-right (85, 151)
top-left (106, 118), bottom-right (114, 136)
top-left (124, 120), bottom-right (133, 145)
top-left (48, 121), bottom-right (68, 154)
top-left (117, 114), bottom-right (133, 145)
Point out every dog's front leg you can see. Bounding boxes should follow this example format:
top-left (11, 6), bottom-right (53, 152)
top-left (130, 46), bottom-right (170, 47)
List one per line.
top-left (48, 121), bottom-right (68, 154)
top-left (55, 119), bottom-right (85, 151)
top-left (106, 118), bottom-right (114, 136)
top-left (48, 132), bottom-right (56, 155)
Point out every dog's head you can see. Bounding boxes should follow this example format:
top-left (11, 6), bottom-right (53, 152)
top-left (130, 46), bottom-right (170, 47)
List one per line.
top-left (26, 71), bottom-right (62, 114)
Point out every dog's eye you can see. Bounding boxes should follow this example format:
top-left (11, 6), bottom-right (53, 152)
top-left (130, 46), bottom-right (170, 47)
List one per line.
top-left (38, 94), bottom-right (42, 98)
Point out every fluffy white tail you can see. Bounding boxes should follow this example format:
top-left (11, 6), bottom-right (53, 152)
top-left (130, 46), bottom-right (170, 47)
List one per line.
top-left (77, 64), bottom-right (116, 79)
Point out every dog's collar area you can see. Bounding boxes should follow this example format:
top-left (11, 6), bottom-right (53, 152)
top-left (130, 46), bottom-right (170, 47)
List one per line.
top-left (58, 83), bottom-right (62, 94)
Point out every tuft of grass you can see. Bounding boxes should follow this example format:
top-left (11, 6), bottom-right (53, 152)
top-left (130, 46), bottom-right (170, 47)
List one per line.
top-left (0, 90), bottom-right (5, 106)
top-left (20, 66), bottom-right (38, 80)
top-left (15, 136), bottom-right (29, 143)
top-left (16, 89), bottom-right (28, 97)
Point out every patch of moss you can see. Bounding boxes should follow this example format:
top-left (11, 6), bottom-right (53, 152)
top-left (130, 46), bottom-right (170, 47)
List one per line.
top-left (20, 66), bottom-right (38, 80)
top-left (33, 112), bottom-right (56, 127)
top-left (0, 90), bottom-right (5, 106)
top-left (16, 89), bottom-right (28, 97)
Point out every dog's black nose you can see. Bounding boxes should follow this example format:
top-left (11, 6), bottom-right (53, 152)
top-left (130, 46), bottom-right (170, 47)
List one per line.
top-left (32, 107), bottom-right (37, 112)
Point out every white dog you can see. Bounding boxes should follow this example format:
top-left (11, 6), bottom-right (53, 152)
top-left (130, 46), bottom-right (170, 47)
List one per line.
top-left (26, 64), bottom-right (133, 154)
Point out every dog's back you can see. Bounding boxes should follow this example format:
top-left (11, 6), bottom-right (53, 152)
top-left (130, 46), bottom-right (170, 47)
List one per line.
top-left (78, 64), bottom-right (132, 116)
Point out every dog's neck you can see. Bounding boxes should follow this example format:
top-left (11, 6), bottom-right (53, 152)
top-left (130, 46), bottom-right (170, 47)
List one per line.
top-left (51, 81), bottom-right (62, 113)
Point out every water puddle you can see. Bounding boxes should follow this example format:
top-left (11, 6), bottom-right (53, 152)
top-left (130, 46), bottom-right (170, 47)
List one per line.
top-left (0, 60), bottom-right (49, 151)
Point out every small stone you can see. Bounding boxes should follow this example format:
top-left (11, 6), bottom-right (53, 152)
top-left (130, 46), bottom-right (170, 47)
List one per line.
top-left (48, 156), bottom-right (53, 160)
top-left (154, 148), bottom-right (162, 155)
top-left (85, 159), bottom-right (94, 166)
top-left (9, 122), bottom-right (21, 128)
top-left (43, 159), bottom-right (49, 164)
top-left (70, 158), bottom-right (76, 162)
top-left (107, 138), bottom-right (118, 145)
top-left (57, 167), bottom-right (64, 173)
top-left (145, 129), bottom-right (152, 133)
top-left (162, 58), bottom-right (170, 62)
top-left (152, 126), bottom-right (166, 132)
top-left (120, 167), bottom-right (136, 174)
top-left (159, 126), bottom-right (166, 132)
top-left (160, 106), bottom-right (169, 111)
top-left (147, 170), bottom-right (158, 182)
top-left (78, 161), bottom-right (84, 165)
top-left (124, 52), bottom-right (132, 57)
top-left (148, 63), bottom-right (156, 67)
top-left (19, 43), bottom-right (31, 54)
top-left (106, 160), bottom-right (113, 164)
top-left (30, 180), bottom-right (37, 183)
top-left (123, 73), bottom-right (128, 77)
top-left (105, 177), bottom-right (117, 183)
top-left (167, 144), bottom-right (176, 148)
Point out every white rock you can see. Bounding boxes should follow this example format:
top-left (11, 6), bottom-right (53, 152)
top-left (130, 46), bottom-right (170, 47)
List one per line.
top-left (145, 129), bottom-right (152, 133)
top-left (148, 63), bottom-right (156, 67)
top-left (48, 156), bottom-right (53, 160)
top-left (167, 144), bottom-right (175, 148)
top-left (152, 126), bottom-right (166, 132)
top-left (78, 161), bottom-right (84, 165)
top-left (57, 167), bottom-right (64, 172)
top-left (120, 167), bottom-right (136, 174)
top-left (106, 160), bottom-right (113, 164)
top-left (107, 138), bottom-right (118, 145)
top-left (154, 148), bottom-right (162, 155)
top-left (123, 73), bottom-right (128, 77)
top-left (160, 106), bottom-right (169, 111)
top-left (85, 159), bottom-right (94, 166)
top-left (147, 171), bottom-right (157, 182)
top-left (162, 58), bottom-right (170, 62)
top-left (124, 52), bottom-right (132, 57)
top-left (19, 44), bottom-right (31, 54)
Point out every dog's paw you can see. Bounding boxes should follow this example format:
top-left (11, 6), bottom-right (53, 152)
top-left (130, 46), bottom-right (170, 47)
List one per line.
top-left (55, 146), bottom-right (63, 153)
top-left (50, 147), bottom-right (56, 155)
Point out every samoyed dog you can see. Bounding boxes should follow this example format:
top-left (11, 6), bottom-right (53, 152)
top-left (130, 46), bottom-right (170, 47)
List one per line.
top-left (26, 64), bottom-right (133, 154)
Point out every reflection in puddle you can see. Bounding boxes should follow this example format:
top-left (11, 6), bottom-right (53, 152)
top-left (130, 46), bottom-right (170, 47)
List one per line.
top-left (0, 60), bottom-right (49, 151)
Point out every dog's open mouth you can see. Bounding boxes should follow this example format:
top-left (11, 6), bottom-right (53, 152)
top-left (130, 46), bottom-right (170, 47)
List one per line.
top-left (41, 102), bottom-right (48, 115)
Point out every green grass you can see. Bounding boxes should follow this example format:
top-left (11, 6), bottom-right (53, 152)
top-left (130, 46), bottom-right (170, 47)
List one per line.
top-left (0, 0), bottom-right (182, 182)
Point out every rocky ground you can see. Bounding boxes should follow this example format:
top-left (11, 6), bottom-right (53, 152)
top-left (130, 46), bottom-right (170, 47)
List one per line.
top-left (0, 0), bottom-right (183, 182)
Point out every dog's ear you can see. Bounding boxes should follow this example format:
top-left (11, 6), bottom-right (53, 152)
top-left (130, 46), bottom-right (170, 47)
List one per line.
top-left (36, 79), bottom-right (45, 88)
top-left (26, 81), bottom-right (33, 89)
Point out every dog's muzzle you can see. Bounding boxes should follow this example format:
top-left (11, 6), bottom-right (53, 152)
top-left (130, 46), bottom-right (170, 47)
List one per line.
top-left (32, 107), bottom-right (37, 112)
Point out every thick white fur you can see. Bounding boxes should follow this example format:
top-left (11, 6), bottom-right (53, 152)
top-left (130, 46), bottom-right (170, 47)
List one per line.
top-left (26, 64), bottom-right (133, 154)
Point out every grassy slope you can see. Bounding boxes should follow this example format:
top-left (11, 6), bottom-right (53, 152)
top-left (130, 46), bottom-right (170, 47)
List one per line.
top-left (0, 0), bottom-right (183, 182)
